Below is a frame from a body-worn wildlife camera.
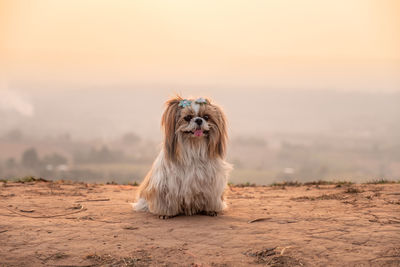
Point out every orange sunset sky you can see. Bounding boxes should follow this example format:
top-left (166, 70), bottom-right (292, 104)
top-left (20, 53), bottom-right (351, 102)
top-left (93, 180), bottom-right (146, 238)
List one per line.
top-left (1, 0), bottom-right (399, 91)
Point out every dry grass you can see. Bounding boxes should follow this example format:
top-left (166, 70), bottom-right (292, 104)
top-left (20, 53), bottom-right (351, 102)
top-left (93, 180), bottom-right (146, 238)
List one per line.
top-left (0, 176), bottom-right (49, 183)
top-left (291, 193), bottom-right (345, 201)
top-left (366, 179), bottom-right (397, 184)
top-left (2, 176), bottom-right (399, 189)
top-left (344, 187), bottom-right (363, 194)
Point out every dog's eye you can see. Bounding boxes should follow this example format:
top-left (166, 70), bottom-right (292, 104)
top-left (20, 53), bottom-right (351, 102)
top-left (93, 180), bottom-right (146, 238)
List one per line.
top-left (184, 115), bottom-right (193, 122)
top-left (203, 115), bottom-right (210, 121)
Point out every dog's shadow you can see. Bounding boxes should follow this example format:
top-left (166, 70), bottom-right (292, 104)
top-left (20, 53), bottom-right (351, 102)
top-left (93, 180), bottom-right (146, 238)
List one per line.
top-left (158, 210), bottom-right (218, 220)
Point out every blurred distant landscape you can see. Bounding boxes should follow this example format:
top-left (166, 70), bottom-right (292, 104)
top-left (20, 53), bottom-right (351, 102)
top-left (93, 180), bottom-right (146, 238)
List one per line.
top-left (1, 88), bottom-right (399, 184)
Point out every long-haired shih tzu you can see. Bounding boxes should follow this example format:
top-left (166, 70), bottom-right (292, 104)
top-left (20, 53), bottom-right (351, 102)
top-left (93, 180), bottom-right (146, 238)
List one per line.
top-left (133, 96), bottom-right (232, 218)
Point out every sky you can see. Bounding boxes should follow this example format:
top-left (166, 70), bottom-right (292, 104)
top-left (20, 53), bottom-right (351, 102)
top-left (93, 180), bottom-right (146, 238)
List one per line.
top-left (0, 0), bottom-right (399, 92)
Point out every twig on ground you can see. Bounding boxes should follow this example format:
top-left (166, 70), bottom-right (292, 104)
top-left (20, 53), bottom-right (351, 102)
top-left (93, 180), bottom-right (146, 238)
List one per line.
top-left (278, 246), bottom-right (293, 255)
top-left (248, 217), bottom-right (272, 223)
top-left (20, 209), bottom-right (35, 213)
top-left (123, 226), bottom-right (139, 230)
top-left (2, 205), bottom-right (86, 218)
top-left (76, 198), bottom-right (110, 202)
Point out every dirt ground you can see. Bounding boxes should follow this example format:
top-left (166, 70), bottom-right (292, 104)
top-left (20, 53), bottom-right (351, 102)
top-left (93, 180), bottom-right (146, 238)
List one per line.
top-left (0, 181), bottom-right (399, 267)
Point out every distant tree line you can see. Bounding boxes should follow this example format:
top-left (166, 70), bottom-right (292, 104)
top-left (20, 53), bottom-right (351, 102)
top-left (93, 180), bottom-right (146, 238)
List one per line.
top-left (73, 146), bottom-right (125, 164)
top-left (6, 147), bottom-right (69, 170)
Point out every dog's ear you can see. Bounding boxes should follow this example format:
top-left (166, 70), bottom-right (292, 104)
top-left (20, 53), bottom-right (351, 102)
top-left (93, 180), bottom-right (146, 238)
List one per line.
top-left (161, 96), bottom-right (182, 161)
top-left (208, 103), bottom-right (228, 158)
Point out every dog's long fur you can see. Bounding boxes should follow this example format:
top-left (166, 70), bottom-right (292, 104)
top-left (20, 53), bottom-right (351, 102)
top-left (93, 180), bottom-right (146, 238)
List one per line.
top-left (133, 96), bottom-right (232, 216)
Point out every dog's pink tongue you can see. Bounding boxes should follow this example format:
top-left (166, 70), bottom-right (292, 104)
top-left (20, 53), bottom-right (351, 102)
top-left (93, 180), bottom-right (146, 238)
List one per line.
top-left (194, 129), bottom-right (203, 137)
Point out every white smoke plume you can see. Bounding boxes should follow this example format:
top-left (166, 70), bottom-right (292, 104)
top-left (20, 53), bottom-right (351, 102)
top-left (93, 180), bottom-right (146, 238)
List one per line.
top-left (0, 83), bottom-right (34, 117)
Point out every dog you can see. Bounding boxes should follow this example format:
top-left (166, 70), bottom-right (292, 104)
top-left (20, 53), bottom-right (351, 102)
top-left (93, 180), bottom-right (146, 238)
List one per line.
top-left (133, 96), bottom-right (232, 218)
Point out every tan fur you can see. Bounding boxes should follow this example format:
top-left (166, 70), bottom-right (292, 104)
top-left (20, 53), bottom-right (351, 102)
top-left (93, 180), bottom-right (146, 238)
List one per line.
top-left (133, 96), bottom-right (232, 216)
top-left (161, 96), bottom-right (182, 161)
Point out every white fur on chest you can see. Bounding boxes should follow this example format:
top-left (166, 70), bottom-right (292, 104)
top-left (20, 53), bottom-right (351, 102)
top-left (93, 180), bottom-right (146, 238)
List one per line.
top-left (145, 147), bottom-right (230, 215)
top-left (154, 150), bottom-right (221, 192)
top-left (168, 157), bottom-right (219, 191)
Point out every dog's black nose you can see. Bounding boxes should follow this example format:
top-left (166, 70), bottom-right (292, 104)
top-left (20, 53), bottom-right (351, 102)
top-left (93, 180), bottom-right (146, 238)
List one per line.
top-left (195, 118), bottom-right (203, 125)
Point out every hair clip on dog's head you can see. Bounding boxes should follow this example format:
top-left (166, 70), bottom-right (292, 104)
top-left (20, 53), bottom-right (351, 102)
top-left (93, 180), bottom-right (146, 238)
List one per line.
top-left (178, 98), bottom-right (209, 108)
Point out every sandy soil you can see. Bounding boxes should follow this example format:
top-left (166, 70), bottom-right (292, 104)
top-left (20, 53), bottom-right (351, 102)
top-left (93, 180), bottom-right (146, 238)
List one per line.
top-left (0, 181), bottom-right (399, 267)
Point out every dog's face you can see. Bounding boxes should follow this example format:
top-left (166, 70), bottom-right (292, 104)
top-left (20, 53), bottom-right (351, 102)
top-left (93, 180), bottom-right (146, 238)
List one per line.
top-left (161, 96), bottom-right (227, 161)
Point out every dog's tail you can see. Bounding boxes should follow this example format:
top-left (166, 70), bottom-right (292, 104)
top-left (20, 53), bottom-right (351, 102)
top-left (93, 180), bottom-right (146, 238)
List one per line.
top-left (131, 198), bottom-right (148, 211)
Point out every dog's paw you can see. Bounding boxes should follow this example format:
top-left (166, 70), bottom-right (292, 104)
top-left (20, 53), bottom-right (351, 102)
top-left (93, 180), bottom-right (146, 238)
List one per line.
top-left (200, 211), bottom-right (218, 217)
top-left (159, 215), bottom-right (174, 220)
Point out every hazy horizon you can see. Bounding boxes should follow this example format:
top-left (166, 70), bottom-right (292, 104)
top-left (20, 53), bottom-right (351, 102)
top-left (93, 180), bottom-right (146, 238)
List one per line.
top-left (1, 86), bottom-right (399, 139)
